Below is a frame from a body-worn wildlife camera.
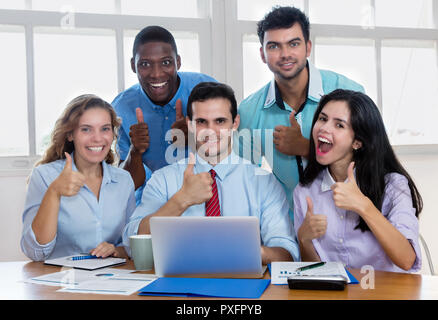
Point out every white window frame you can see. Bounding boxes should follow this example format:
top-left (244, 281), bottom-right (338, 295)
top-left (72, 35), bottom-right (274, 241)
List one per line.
top-left (0, 0), bottom-right (223, 173)
top-left (1, 0), bottom-right (437, 175)
top-left (224, 0), bottom-right (438, 155)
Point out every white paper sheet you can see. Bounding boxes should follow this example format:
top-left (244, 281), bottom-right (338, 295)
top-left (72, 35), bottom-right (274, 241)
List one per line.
top-left (25, 268), bottom-right (132, 287)
top-left (25, 267), bottom-right (157, 296)
top-left (271, 262), bottom-right (350, 285)
top-left (56, 274), bottom-right (157, 295)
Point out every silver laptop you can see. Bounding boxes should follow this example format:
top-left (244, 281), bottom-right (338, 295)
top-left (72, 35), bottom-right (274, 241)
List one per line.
top-left (149, 216), bottom-right (266, 278)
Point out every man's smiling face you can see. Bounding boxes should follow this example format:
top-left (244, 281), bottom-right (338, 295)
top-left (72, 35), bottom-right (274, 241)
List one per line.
top-left (260, 23), bottom-right (311, 82)
top-left (131, 41), bottom-right (181, 106)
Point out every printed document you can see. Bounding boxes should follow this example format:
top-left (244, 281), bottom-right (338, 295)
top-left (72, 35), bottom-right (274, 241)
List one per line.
top-left (271, 261), bottom-right (350, 285)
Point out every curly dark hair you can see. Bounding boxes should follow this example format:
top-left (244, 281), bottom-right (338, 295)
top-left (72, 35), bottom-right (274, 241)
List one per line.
top-left (257, 6), bottom-right (310, 45)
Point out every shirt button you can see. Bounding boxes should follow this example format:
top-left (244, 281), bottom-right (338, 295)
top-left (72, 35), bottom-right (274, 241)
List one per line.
top-left (165, 116), bottom-right (168, 120)
top-left (340, 215), bottom-right (344, 219)
top-left (339, 238), bottom-right (344, 244)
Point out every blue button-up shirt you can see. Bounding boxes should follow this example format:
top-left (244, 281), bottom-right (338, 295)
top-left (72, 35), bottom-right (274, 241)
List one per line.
top-left (21, 156), bottom-right (136, 261)
top-left (113, 72), bottom-right (216, 172)
top-left (237, 62), bottom-right (364, 220)
top-left (122, 152), bottom-right (300, 261)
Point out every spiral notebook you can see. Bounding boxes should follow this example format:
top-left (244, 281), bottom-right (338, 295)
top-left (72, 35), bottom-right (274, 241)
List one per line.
top-left (44, 255), bottom-right (126, 271)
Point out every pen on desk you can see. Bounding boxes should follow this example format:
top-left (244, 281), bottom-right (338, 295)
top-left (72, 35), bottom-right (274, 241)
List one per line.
top-left (296, 262), bottom-right (326, 272)
top-left (70, 255), bottom-right (100, 261)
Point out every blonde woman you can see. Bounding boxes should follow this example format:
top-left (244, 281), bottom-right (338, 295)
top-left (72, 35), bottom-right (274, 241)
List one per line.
top-left (21, 94), bottom-right (136, 261)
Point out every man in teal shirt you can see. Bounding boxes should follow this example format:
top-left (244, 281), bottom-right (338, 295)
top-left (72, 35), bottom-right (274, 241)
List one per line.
top-left (237, 6), bottom-right (364, 219)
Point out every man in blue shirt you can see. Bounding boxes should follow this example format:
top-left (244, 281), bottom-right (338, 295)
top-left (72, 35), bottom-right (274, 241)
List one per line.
top-left (237, 7), bottom-right (364, 218)
top-left (112, 26), bottom-right (215, 198)
top-left (123, 82), bottom-right (299, 263)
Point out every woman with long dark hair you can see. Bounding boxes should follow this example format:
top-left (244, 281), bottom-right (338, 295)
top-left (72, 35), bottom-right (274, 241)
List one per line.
top-left (21, 94), bottom-right (136, 261)
top-left (293, 89), bottom-right (422, 272)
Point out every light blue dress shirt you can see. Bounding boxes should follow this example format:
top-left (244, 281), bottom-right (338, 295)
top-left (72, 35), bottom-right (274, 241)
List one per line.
top-left (293, 169), bottom-right (421, 273)
top-left (21, 155), bottom-right (136, 261)
top-left (237, 61), bottom-right (364, 220)
top-left (122, 152), bottom-right (300, 261)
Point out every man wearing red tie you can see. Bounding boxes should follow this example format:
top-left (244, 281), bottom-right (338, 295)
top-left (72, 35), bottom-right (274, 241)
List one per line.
top-left (122, 82), bottom-right (299, 264)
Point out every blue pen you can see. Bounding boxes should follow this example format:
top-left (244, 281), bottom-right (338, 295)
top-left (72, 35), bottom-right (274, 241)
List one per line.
top-left (70, 255), bottom-right (100, 261)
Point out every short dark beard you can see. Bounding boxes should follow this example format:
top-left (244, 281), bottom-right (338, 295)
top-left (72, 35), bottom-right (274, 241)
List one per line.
top-left (276, 58), bottom-right (307, 81)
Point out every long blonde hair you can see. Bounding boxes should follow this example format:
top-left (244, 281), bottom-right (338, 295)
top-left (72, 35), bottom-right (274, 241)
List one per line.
top-left (36, 94), bottom-right (121, 166)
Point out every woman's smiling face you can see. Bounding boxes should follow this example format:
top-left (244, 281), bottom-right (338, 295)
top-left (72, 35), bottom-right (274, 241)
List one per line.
top-left (68, 107), bottom-right (114, 166)
top-left (312, 100), bottom-right (362, 168)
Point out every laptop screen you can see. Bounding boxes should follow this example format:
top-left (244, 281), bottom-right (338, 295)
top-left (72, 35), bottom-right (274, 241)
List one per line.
top-left (150, 216), bottom-right (264, 278)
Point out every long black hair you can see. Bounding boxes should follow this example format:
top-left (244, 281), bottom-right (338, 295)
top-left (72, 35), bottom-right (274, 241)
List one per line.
top-left (301, 89), bottom-right (422, 231)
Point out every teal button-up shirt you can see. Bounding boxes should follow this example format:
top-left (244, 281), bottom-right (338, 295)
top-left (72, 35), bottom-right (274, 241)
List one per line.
top-left (236, 61), bottom-right (364, 220)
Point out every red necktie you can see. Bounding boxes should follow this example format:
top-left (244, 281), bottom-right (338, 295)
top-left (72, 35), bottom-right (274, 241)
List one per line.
top-left (205, 169), bottom-right (221, 216)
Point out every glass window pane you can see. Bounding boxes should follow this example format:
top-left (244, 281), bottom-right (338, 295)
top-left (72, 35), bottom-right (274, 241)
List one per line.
top-left (237, 0), bottom-right (304, 21)
top-left (0, 26), bottom-right (28, 156)
top-left (314, 38), bottom-right (377, 103)
top-left (0, 0), bottom-right (26, 9)
top-left (121, 0), bottom-right (199, 18)
top-left (381, 40), bottom-right (438, 145)
top-left (242, 34), bottom-right (272, 100)
top-left (309, 0), bottom-right (373, 27)
top-left (32, 0), bottom-right (115, 14)
top-left (124, 30), bottom-right (200, 89)
top-left (33, 28), bottom-right (118, 155)
top-left (375, 0), bottom-right (434, 29)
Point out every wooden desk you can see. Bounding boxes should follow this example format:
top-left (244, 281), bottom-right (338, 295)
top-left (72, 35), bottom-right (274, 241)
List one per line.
top-left (1, 260), bottom-right (438, 300)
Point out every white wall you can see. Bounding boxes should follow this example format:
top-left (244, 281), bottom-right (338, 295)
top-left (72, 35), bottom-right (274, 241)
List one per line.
top-left (1, 154), bottom-right (437, 274)
top-left (0, 171), bottom-right (29, 261)
top-left (398, 153), bottom-right (438, 274)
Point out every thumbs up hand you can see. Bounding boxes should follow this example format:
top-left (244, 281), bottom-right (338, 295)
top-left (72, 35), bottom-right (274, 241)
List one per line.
top-left (170, 99), bottom-right (188, 147)
top-left (128, 107), bottom-right (150, 154)
top-left (331, 162), bottom-right (370, 215)
top-left (297, 196), bottom-right (328, 242)
top-left (50, 152), bottom-right (86, 197)
top-left (179, 153), bottom-right (213, 206)
top-left (273, 110), bottom-right (309, 157)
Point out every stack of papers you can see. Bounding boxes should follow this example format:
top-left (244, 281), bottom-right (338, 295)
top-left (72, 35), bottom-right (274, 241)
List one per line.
top-left (270, 262), bottom-right (358, 285)
top-left (26, 268), bottom-right (157, 295)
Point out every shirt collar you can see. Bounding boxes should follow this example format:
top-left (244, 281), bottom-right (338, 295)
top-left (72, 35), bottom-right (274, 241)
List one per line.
top-left (101, 160), bottom-right (117, 184)
top-left (69, 151), bottom-right (117, 185)
top-left (321, 168), bottom-right (336, 192)
top-left (320, 167), bottom-right (356, 192)
top-left (195, 151), bottom-right (243, 181)
top-left (308, 61), bottom-right (324, 102)
top-left (263, 60), bottom-right (324, 108)
top-left (264, 78), bottom-right (277, 108)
